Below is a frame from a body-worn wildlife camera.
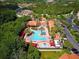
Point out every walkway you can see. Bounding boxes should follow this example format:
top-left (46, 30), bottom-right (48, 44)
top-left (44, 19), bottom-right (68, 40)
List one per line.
top-left (38, 48), bottom-right (62, 51)
top-left (63, 25), bottom-right (79, 51)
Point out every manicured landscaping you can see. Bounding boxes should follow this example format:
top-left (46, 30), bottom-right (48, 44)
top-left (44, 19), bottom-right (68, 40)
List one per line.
top-left (41, 50), bottom-right (71, 59)
top-left (0, 1), bottom-right (79, 59)
top-left (70, 29), bottom-right (79, 42)
top-left (64, 40), bottom-right (73, 48)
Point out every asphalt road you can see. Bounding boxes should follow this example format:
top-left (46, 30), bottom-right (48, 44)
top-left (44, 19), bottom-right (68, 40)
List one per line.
top-left (64, 25), bottom-right (79, 51)
top-left (67, 17), bottom-right (79, 32)
top-left (72, 24), bottom-right (79, 32)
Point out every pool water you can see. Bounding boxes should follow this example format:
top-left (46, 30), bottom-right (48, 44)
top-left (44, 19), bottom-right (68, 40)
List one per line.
top-left (29, 30), bottom-right (48, 41)
top-left (41, 30), bottom-right (46, 35)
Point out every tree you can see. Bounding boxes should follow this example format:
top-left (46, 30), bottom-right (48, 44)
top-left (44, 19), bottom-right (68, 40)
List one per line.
top-left (0, 9), bottom-right (17, 25)
top-left (27, 45), bottom-right (41, 59)
top-left (0, 16), bottom-right (41, 59)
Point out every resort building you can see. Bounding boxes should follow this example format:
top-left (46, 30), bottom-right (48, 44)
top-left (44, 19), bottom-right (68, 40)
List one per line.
top-left (24, 17), bottom-right (62, 49)
top-left (47, 19), bottom-right (55, 32)
top-left (17, 10), bottom-right (33, 17)
top-left (54, 33), bottom-right (61, 48)
top-left (27, 20), bottom-right (37, 27)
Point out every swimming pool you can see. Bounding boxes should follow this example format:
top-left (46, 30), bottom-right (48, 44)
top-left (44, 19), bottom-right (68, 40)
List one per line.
top-left (29, 30), bottom-right (48, 41)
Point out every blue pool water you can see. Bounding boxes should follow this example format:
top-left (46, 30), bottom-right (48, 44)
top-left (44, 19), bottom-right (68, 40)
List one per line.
top-left (29, 30), bottom-right (47, 41)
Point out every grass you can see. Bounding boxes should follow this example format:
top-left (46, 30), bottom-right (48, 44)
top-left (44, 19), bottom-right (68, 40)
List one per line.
top-left (70, 29), bottom-right (79, 42)
top-left (40, 49), bottom-right (70, 59)
top-left (64, 40), bottom-right (73, 48)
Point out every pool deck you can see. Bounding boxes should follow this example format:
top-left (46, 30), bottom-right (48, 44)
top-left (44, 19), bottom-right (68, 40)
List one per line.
top-left (38, 48), bottom-right (62, 51)
top-left (24, 25), bottom-right (62, 49)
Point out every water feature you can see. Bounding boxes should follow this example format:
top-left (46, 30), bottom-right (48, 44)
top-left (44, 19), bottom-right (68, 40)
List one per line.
top-left (29, 30), bottom-right (48, 41)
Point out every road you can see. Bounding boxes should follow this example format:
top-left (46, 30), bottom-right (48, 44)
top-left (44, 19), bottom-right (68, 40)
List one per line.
top-left (72, 24), bottom-right (79, 32)
top-left (63, 25), bottom-right (79, 51)
top-left (67, 17), bottom-right (79, 32)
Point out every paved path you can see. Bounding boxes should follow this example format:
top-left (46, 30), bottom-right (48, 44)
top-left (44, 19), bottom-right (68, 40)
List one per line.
top-left (63, 25), bottom-right (79, 51)
top-left (38, 48), bottom-right (62, 51)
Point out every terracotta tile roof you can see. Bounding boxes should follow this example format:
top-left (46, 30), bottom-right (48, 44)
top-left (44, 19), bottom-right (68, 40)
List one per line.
top-left (48, 20), bottom-right (54, 27)
top-left (27, 21), bottom-right (37, 26)
top-left (39, 21), bottom-right (47, 25)
top-left (59, 53), bottom-right (79, 59)
top-left (54, 34), bottom-right (60, 40)
top-left (70, 54), bottom-right (79, 59)
top-left (32, 43), bottom-right (37, 47)
top-left (59, 53), bottom-right (70, 59)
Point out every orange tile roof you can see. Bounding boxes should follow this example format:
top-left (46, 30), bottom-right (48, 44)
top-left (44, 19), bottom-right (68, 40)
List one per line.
top-left (54, 34), bottom-right (60, 40)
top-left (39, 21), bottom-right (47, 25)
top-left (70, 54), bottom-right (79, 59)
top-left (59, 53), bottom-right (70, 59)
top-left (48, 20), bottom-right (54, 27)
top-left (27, 21), bottom-right (37, 26)
top-left (59, 53), bottom-right (79, 59)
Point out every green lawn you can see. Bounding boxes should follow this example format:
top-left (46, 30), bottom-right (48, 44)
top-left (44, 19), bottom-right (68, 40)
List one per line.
top-left (64, 40), bottom-right (73, 48)
top-left (70, 29), bottom-right (79, 42)
top-left (41, 50), bottom-right (70, 59)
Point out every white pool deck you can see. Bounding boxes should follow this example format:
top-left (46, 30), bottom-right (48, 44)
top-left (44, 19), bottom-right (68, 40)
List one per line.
top-left (38, 48), bottom-right (62, 51)
top-left (24, 26), bottom-right (63, 51)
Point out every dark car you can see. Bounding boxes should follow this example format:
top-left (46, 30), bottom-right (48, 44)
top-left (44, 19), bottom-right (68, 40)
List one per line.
top-left (71, 48), bottom-right (79, 54)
